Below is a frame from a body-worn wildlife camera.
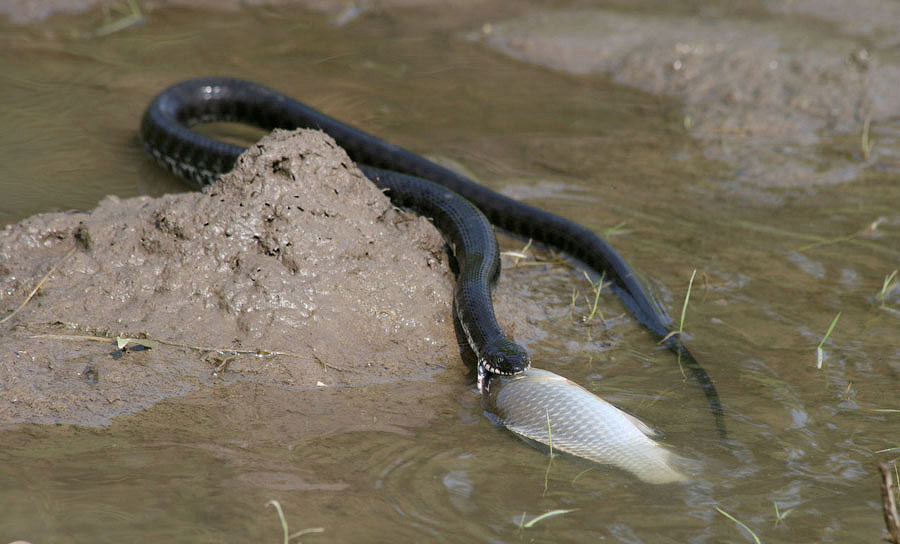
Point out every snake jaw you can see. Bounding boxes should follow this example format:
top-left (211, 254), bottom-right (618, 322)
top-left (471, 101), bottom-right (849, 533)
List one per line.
top-left (484, 339), bottom-right (531, 375)
top-left (477, 359), bottom-right (506, 394)
top-left (479, 360), bottom-right (522, 376)
top-left (477, 361), bottom-right (487, 393)
top-left (477, 341), bottom-right (531, 392)
top-left (477, 354), bottom-right (530, 393)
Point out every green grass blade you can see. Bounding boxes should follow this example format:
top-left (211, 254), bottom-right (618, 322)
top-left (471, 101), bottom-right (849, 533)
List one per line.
top-left (679, 269), bottom-right (697, 335)
top-left (545, 408), bottom-right (554, 458)
top-left (716, 507), bottom-right (761, 544)
top-left (523, 509), bottom-right (578, 528)
top-left (880, 270), bottom-right (898, 305)
top-left (266, 500), bottom-right (290, 544)
top-left (816, 312), bottom-right (841, 369)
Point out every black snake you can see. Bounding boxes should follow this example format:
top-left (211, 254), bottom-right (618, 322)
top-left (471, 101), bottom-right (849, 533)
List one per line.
top-left (140, 77), bottom-right (725, 435)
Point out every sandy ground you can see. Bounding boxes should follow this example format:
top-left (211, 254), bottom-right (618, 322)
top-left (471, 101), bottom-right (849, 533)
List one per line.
top-left (0, 129), bottom-right (520, 425)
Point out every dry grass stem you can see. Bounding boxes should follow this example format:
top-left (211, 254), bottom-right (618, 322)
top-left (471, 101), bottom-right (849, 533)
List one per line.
top-left (0, 247), bottom-right (77, 326)
top-left (27, 327), bottom-right (353, 372)
top-left (880, 462), bottom-right (900, 544)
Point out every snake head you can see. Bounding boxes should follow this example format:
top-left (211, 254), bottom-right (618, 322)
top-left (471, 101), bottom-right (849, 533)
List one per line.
top-left (479, 340), bottom-right (530, 377)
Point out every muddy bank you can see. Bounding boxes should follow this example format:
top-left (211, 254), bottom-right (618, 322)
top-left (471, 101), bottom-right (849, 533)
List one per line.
top-left (476, 8), bottom-right (900, 201)
top-left (0, 129), bottom-right (534, 425)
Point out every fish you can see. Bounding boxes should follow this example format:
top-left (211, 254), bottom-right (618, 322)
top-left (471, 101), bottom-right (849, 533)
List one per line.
top-left (482, 367), bottom-right (689, 484)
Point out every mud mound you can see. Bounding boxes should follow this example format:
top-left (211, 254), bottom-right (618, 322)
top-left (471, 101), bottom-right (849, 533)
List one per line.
top-left (0, 129), bottom-right (466, 425)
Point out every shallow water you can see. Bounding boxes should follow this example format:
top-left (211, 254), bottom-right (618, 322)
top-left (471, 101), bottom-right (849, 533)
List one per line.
top-left (2, 3), bottom-right (900, 543)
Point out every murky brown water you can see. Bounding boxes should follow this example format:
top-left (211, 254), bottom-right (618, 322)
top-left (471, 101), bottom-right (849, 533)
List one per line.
top-left (2, 2), bottom-right (899, 543)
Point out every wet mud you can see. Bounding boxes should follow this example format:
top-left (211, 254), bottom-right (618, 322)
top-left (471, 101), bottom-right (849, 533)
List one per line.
top-left (0, 129), bottom-right (532, 425)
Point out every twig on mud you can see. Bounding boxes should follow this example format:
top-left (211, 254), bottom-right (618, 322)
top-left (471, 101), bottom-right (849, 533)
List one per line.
top-left (27, 329), bottom-right (354, 372)
top-left (0, 247), bottom-right (77, 326)
top-left (880, 462), bottom-right (900, 544)
top-left (213, 356), bottom-right (236, 374)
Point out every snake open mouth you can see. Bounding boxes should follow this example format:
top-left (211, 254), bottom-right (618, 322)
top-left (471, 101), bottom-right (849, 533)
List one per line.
top-left (480, 361), bottom-right (514, 376)
top-left (477, 358), bottom-right (531, 393)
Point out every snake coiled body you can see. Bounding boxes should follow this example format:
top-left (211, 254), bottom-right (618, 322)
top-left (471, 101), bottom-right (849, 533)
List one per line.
top-left (140, 77), bottom-right (725, 434)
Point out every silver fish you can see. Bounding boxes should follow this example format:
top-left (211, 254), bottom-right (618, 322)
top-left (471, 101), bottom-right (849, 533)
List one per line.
top-left (482, 368), bottom-right (689, 484)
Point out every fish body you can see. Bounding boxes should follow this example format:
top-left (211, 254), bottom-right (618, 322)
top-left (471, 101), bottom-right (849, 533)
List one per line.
top-left (483, 368), bottom-right (688, 484)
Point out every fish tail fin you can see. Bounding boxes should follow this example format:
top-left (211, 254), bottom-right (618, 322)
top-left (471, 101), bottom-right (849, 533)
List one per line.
top-left (634, 444), bottom-right (694, 484)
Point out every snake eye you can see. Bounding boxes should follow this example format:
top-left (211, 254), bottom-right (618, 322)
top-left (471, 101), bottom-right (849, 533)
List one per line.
top-left (487, 343), bottom-right (530, 375)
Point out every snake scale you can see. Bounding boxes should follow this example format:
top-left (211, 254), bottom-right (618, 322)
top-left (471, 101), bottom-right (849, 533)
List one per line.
top-left (140, 77), bottom-right (725, 436)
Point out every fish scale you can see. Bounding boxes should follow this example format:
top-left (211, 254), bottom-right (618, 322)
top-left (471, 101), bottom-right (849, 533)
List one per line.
top-left (485, 368), bottom-right (688, 484)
